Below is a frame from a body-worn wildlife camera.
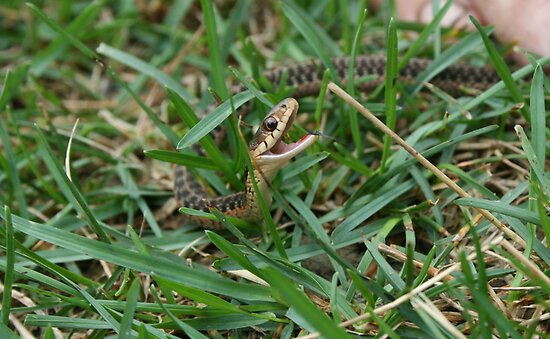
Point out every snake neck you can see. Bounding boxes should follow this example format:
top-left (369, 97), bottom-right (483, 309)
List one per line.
top-left (245, 167), bottom-right (273, 210)
top-left (176, 166), bottom-right (272, 227)
top-left (213, 167), bottom-right (273, 220)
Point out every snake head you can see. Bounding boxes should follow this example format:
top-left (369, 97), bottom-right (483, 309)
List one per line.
top-left (248, 98), bottom-right (318, 179)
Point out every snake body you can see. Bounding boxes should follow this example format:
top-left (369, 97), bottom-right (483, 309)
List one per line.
top-left (175, 98), bottom-right (317, 228)
top-left (175, 55), bottom-right (499, 228)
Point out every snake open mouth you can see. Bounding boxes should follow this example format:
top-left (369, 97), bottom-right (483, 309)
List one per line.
top-left (262, 133), bottom-right (318, 159)
top-left (249, 98), bottom-right (319, 166)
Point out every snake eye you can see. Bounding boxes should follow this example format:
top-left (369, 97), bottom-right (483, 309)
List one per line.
top-left (280, 104), bottom-right (287, 110)
top-left (263, 117), bottom-right (278, 131)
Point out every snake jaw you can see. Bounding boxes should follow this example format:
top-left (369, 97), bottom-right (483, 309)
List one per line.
top-left (249, 98), bottom-right (317, 179)
top-left (254, 133), bottom-right (318, 181)
top-left (259, 133), bottom-right (317, 160)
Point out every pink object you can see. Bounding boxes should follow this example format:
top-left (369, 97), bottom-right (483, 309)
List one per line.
top-left (372, 0), bottom-right (550, 64)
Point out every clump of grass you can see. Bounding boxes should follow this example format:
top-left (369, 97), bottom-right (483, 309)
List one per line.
top-left (0, 1), bottom-right (549, 338)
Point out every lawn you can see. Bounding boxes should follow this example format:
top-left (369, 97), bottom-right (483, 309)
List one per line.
top-left (0, 1), bottom-right (549, 338)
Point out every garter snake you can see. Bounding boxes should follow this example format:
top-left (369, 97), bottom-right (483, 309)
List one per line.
top-left (174, 55), bottom-right (499, 228)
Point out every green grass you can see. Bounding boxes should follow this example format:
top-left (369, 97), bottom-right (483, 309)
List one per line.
top-left (1, 1), bottom-right (549, 337)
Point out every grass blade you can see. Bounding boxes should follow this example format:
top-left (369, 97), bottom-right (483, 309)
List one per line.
top-left (26, 3), bottom-right (99, 60)
top-left (0, 210), bottom-right (273, 301)
top-left (176, 91), bottom-right (254, 150)
top-left (281, 0), bottom-right (340, 81)
top-left (200, 0), bottom-right (228, 99)
top-left (398, 0), bottom-right (452, 69)
top-left (0, 119), bottom-right (28, 219)
top-left (411, 30), bottom-right (486, 96)
top-left (529, 67), bottom-right (545, 161)
top-left (144, 150), bottom-right (217, 170)
top-left (333, 180), bottom-right (415, 241)
top-left (381, 17), bottom-right (398, 170)
top-left (31, 0), bottom-right (105, 75)
top-left (207, 230), bottom-right (263, 278)
top-left (34, 126), bottom-right (111, 243)
top-left (261, 268), bottom-right (350, 338)
top-left (470, 16), bottom-right (528, 120)
top-left (0, 206), bottom-right (14, 326)
top-left (455, 197), bottom-right (542, 225)
top-left (97, 43), bottom-right (193, 101)
top-left (463, 54), bottom-right (550, 111)
top-left (167, 88), bottom-right (242, 188)
top-left (150, 285), bottom-right (209, 339)
top-left (346, 9), bottom-right (367, 153)
top-left (78, 287), bottom-right (121, 334)
top-left (119, 277), bottom-right (140, 338)
top-left (528, 65), bottom-right (547, 213)
top-left (230, 67), bottom-right (273, 106)
top-left (154, 276), bottom-right (251, 316)
top-left (515, 126), bottom-right (550, 197)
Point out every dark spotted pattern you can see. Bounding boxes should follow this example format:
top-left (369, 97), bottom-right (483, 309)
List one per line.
top-left (259, 55), bottom-right (498, 97)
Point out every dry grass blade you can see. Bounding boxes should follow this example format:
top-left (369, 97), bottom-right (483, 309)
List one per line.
top-left (297, 235), bottom-right (506, 338)
top-left (328, 82), bottom-right (525, 246)
top-left (411, 293), bottom-right (467, 339)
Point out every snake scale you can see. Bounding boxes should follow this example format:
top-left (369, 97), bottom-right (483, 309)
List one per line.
top-left (174, 55), bottom-right (500, 228)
